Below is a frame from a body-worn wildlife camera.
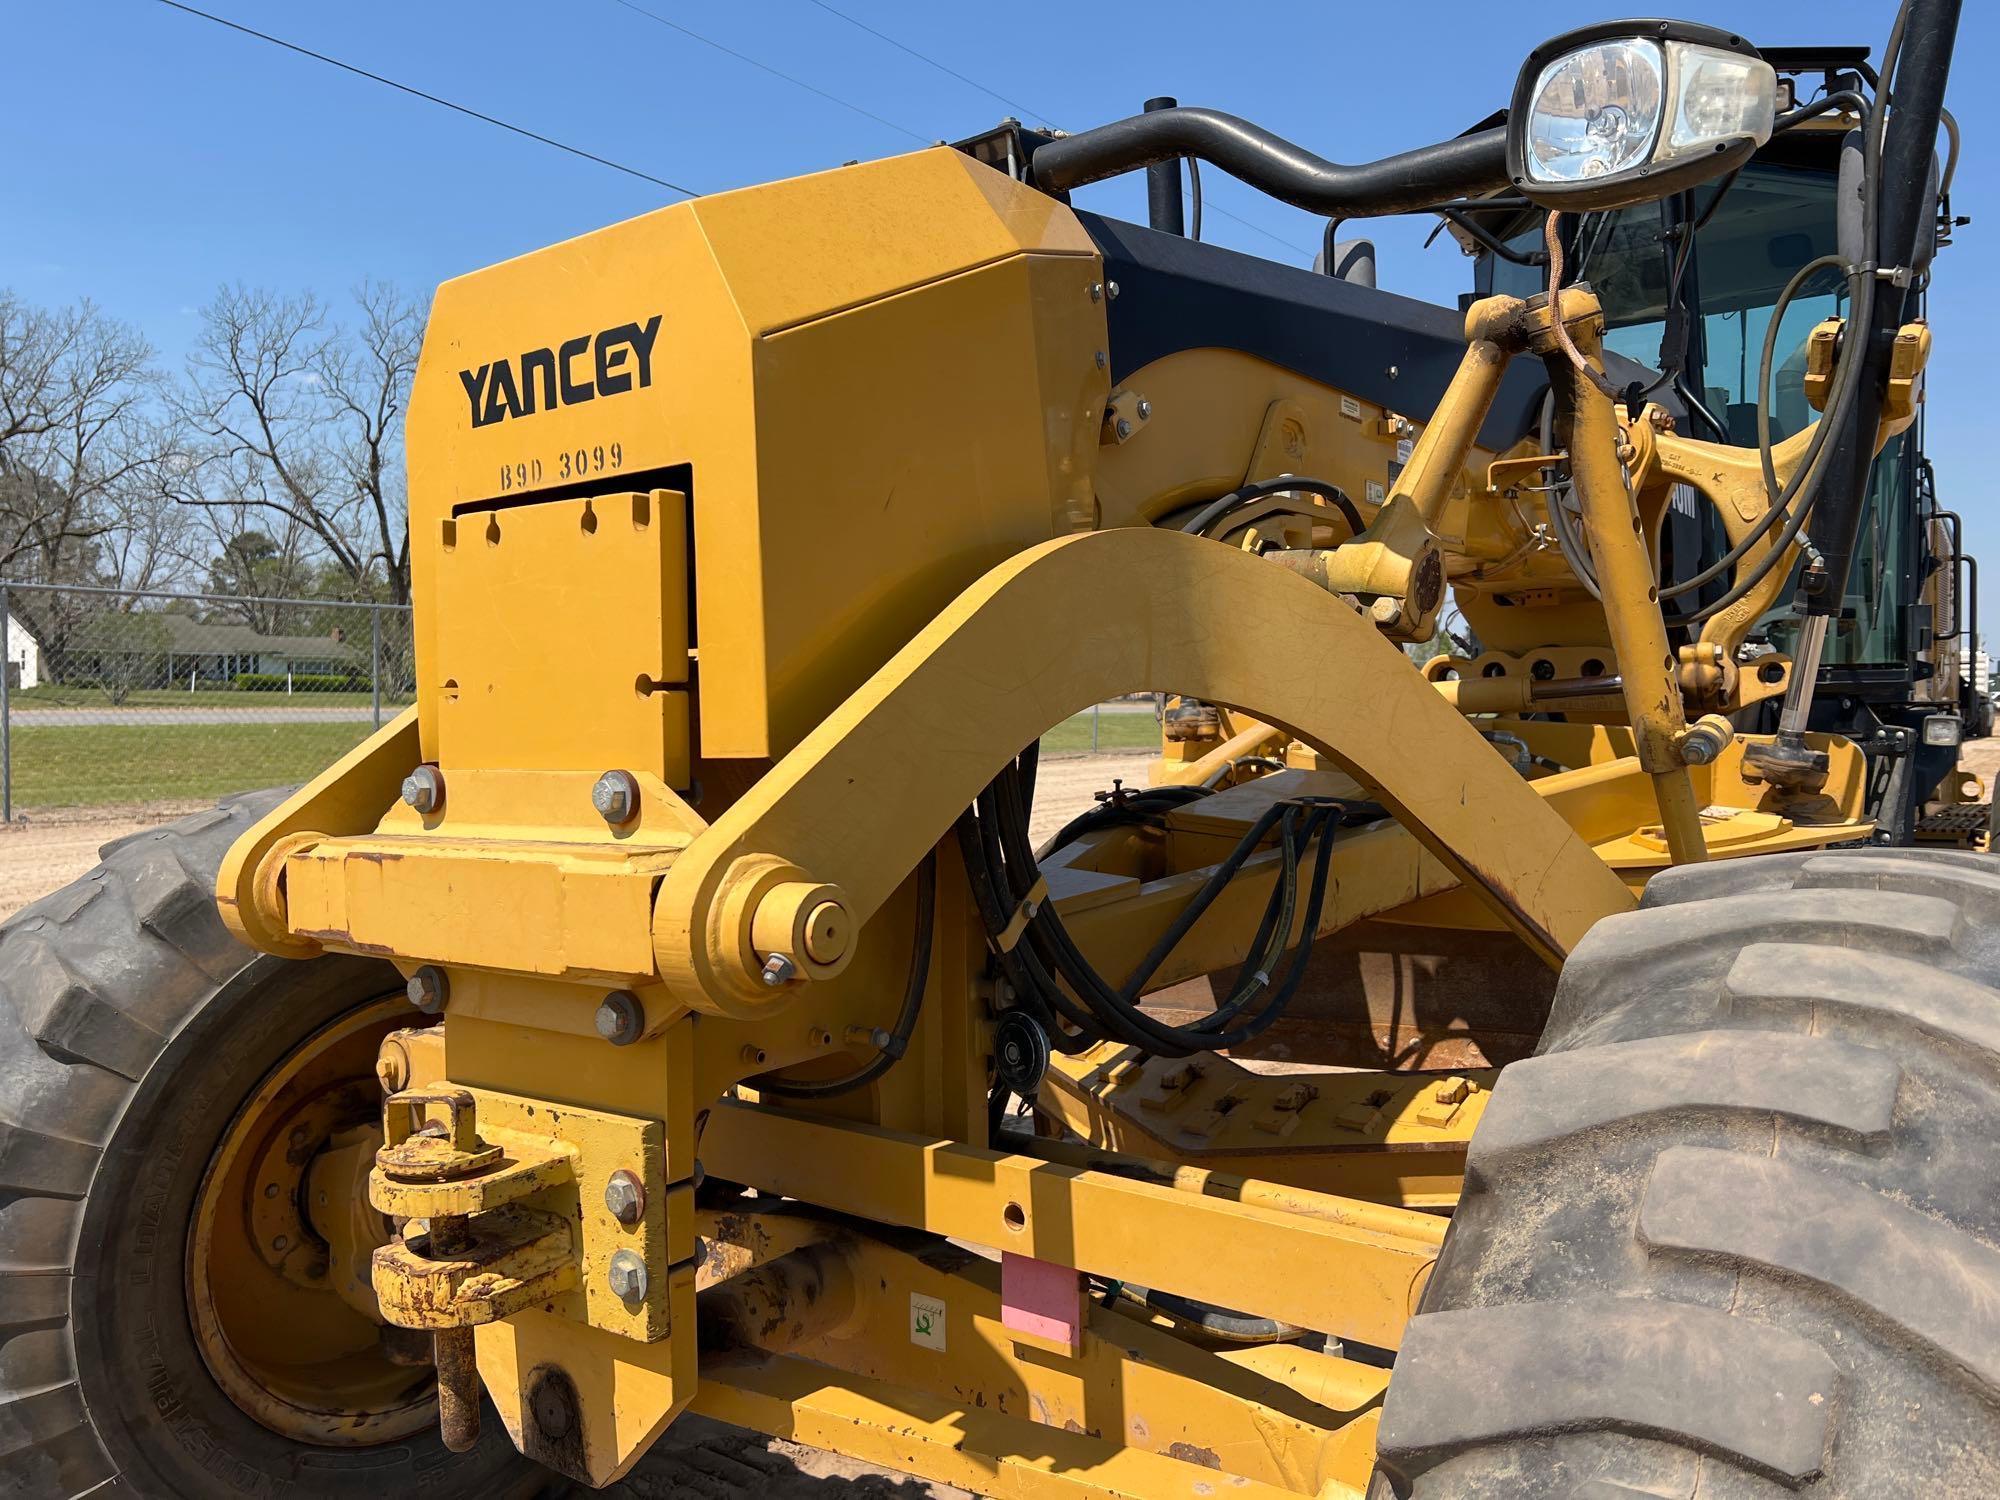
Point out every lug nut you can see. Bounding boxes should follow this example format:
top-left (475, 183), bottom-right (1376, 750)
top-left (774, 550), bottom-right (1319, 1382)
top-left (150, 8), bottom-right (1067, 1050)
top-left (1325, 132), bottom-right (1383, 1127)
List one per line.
top-left (760, 953), bottom-right (798, 987)
top-left (604, 1170), bottom-right (646, 1225)
top-left (595, 990), bottom-right (645, 1046)
top-left (607, 1248), bottom-right (649, 1301)
top-left (406, 965), bottom-right (449, 1014)
top-left (402, 765), bottom-right (445, 815)
top-left (591, 769), bottom-right (640, 826)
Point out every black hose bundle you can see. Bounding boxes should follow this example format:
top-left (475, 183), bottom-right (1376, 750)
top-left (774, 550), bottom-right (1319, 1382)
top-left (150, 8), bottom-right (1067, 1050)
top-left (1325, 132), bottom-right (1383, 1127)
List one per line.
top-left (959, 744), bottom-right (1342, 1060)
top-left (1180, 477), bottom-right (1365, 542)
top-left (1037, 781), bottom-right (1213, 858)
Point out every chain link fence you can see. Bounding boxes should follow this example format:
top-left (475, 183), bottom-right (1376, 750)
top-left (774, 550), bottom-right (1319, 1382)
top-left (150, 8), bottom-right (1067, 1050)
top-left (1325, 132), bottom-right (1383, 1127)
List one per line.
top-left (0, 581), bottom-right (414, 821)
top-left (0, 580), bottom-right (1163, 827)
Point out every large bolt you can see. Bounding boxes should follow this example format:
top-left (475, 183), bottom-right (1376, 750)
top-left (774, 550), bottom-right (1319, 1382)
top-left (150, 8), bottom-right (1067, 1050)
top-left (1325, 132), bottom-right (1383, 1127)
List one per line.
top-left (1676, 713), bottom-right (1736, 768)
top-left (591, 769), bottom-right (640, 826)
top-left (402, 765), bottom-right (445, 815)
top-left (376, 1037), bottom-right (410, 1092)
top-left (604, 1169), bottom-right (646, 1225)
top-left (406, 965), bottom-right (449, 1015)
top-left (801, 901), bottom-right (850, 965)
top-left (1680, 736), bottom-right (1722, 766)
top-left (595, 990), bottom-right (645, 1046)
top-left (607, 1248), bottom-right (649, 1302)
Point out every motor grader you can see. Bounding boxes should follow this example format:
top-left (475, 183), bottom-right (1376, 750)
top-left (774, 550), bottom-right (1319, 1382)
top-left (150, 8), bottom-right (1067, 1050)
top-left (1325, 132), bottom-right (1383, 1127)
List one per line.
top-left (5, 6), bottom-right (1985, 1499)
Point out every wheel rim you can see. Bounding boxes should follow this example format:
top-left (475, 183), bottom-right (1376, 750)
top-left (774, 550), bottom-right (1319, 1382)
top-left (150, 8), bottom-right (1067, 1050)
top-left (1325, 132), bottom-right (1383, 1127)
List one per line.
top-left (187, 995), bottom-right (435, 1445)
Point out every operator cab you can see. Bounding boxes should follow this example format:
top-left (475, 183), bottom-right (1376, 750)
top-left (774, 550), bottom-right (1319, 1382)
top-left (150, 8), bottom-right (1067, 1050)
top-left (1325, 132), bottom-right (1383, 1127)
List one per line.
top-left (1461, 45), bottom-right (1979, 842)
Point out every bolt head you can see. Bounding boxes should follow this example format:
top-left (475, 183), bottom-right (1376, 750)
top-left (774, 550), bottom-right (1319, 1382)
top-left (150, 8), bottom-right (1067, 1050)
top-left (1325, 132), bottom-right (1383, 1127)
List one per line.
top-left (591, 769), bottom-right (640, 826)
top-left (1105, 281), bottom-right (1119, 300)
top-left (595, 990), bottom-right (644, 1046)
top-left (1089, 281), bottom-right (1103, 302)
top-left (1136, 399), bottom-right (1152, 420)
top-left (607, 1248), bottom-right (649, 1301)
top-left (406, 965), bottom-right (449, 1014)
top-left (760, 953), bottom-right (798, 987)
top-left (1115, 418), bottom-right (1132, 440)
top-left (604, 1170), bottom-right (645, 1225)
top-left (531, 1374), bottom-right (575, 1439)
top-left (1094, 350), bottom-right (1106, 370)
top-left (401, 765), bottom-right (444, 815)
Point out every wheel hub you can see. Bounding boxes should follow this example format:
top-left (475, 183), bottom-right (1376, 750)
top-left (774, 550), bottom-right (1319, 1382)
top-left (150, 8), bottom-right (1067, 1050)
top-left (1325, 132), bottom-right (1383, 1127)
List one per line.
top-left (187, 998), bottom-right (432, 1445)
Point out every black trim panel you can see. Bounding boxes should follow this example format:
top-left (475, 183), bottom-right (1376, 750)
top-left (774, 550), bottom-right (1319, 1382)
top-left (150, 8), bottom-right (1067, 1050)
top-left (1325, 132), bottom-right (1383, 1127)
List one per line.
top-left (1081, 212), bottom-right (1562, 452)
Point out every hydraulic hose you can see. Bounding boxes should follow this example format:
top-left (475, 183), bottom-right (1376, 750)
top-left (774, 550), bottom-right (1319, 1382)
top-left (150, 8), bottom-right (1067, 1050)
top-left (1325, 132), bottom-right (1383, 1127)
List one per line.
top-left (1029, 107), bottom-right (1508, 220)
top-left (961, 747), bottom-right (1343, 1060)
top-left (1181, 477), bottom-right (1365, 542)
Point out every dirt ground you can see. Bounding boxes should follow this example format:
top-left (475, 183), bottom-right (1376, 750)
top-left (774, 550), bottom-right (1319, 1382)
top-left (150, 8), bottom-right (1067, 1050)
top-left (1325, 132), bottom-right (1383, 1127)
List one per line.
top-left (0, 798), bottom-right (212, 913)
top-left (1959, 737), bottom-right (2000, 785)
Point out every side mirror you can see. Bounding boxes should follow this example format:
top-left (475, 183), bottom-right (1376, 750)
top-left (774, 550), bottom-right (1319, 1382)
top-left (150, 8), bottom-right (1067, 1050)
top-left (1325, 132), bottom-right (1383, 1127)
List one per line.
top-left (1507, 20), bottom-right (1777, 212)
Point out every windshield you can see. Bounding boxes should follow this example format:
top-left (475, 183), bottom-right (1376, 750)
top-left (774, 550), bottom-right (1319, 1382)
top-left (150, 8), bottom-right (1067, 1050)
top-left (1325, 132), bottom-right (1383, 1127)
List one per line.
top-left (1485, 157), bottom-right (1912, 668)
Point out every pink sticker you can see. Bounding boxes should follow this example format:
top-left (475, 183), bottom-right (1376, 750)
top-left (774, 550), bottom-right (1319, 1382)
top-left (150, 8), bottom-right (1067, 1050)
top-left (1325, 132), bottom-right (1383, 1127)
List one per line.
top-left (1000, 1251), bottom-right (1082, 1353)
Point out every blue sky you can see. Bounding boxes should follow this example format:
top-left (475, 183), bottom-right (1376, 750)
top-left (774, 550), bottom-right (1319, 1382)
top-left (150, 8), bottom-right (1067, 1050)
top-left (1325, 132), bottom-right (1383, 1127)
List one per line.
top-left (7, 0), bottom-right (1994, 618)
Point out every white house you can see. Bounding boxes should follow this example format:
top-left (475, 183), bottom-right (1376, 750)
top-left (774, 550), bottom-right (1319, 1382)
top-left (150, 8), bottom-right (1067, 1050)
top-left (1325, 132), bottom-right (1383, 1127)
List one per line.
top-left (4, 613), bottom-right (40, 690)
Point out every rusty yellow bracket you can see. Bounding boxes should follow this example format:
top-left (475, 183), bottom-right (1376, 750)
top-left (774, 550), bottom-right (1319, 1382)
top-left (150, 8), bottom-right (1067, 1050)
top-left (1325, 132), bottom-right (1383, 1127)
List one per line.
top-left (1038, 1044), bottom-right (1493, 1211)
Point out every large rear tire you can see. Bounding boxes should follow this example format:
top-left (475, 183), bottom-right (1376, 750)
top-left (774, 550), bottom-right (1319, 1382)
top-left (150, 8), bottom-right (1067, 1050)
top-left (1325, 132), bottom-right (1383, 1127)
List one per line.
top-left (0, 792), bottom-right (553, 1498)
top-left (1375, 847), bottom-right (2000, 1498)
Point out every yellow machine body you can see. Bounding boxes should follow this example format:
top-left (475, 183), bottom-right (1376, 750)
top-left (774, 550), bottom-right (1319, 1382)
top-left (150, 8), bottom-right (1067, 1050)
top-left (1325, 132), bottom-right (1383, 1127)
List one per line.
top-left (215, 144), bottom-right (1902, 1492)
top-left (409, 146), bottom-right (1104, 770)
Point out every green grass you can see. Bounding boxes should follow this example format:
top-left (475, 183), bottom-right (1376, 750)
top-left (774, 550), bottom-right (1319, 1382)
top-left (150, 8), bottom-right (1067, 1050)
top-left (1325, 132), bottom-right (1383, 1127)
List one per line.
top-left (5, 706), bottom-right (1151, 812)
top-left (1039, 709), bottom-right (1160, 755)
top-left (11, 686), bottom-right (412, 710)
top-left (11, 722), bottom-right (374, 809)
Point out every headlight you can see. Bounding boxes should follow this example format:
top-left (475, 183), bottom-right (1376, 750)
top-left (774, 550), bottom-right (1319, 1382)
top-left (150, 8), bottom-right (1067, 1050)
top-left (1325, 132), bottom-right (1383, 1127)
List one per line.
top-left (1509, 21), bottom-right (1777, 211)
top-left (1521, 37), bottom-right (1665, 185)
top-left (1923, 714), bottom-right (1965, 748)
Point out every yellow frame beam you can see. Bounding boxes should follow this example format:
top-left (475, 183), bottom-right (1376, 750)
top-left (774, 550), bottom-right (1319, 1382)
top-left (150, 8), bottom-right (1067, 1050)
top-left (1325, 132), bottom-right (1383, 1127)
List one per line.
top-left (656, 523), bottom-right (1636, 1015)
top-left (696, 1225), bottom-right (1387, 1494)
top-left (700, 1099), bottom-right (1442, 1349)
top-left (694, 1353), bottom-right (1366, 1500)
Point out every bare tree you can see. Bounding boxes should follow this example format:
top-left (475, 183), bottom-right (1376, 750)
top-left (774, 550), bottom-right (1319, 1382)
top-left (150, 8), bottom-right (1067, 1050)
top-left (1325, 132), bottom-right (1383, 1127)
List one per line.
top-left (166, 282), bottom-right (422, 604)
top-left (320, 281), bottom-right (421, 603)
top-left (0, 291), bottom-right (157, 583)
